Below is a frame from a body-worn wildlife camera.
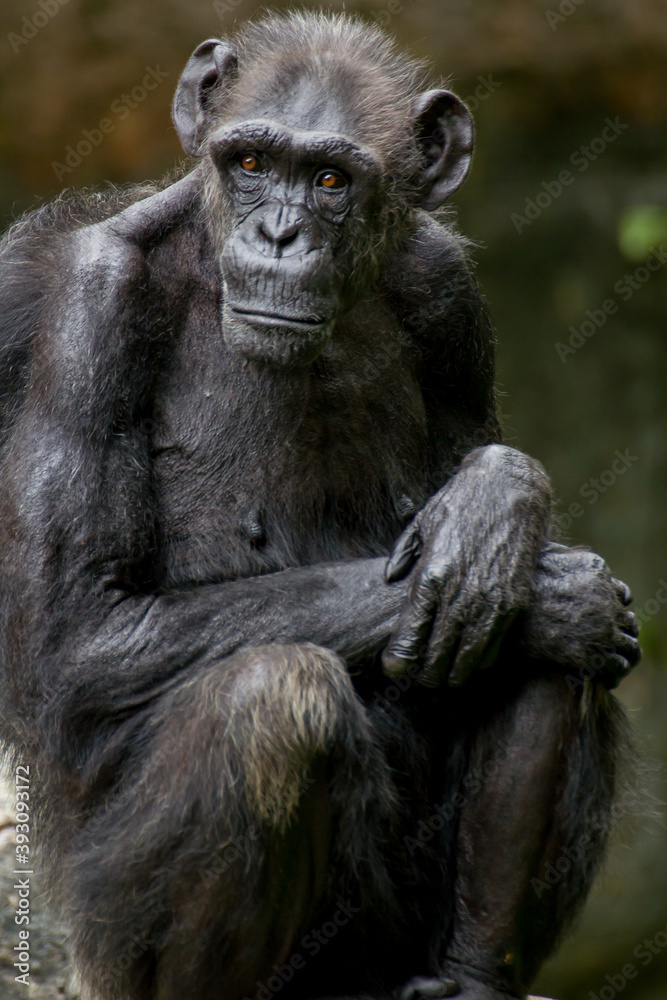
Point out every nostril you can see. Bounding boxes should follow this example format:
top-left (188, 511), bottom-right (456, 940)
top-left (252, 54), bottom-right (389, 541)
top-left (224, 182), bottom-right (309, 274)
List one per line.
top-left (257, 208), bottom-right (301, 249)
top-left (277, 224), bottom-right (298, 248)
top-left (259, 220), bottom-right (299, 247)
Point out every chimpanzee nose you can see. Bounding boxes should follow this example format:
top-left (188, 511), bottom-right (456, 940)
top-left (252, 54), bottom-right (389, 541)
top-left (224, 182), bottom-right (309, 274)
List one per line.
top-left (257, 204), bottom-right (300, 252)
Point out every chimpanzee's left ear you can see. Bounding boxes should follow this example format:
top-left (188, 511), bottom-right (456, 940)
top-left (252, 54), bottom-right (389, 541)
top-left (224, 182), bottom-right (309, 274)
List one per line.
top-left (411, 89), bottom-right (474, 210)
top-left (172, 39), bottom-right (238, 156)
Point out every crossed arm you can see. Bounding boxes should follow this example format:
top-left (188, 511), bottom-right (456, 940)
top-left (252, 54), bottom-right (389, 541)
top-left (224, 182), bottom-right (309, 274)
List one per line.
top-left (3, 417), bottom-right (639, 765)
top-left (382, 444), bottom-right (640, 689)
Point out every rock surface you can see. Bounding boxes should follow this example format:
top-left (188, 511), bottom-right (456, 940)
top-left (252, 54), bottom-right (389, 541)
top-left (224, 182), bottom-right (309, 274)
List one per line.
top-left (0, 774), bottom-right (77, 999)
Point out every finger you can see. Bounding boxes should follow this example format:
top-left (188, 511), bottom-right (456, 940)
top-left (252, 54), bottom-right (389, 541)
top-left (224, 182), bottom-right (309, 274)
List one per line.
top-left (447, 610), bottom-right (517, 688)
top-left (477, 627), bottom-right (508, 672)
top-left (611, 628), bottom-right (641, 667)
top-left (382, 574), bottom-right (440, 677)
top-left (416, 616), bottom-right (462, 688)
top-left (619, 608), bottom-right (639, 637)
top-left (597, 652), bottom-right (634, 689)
top-left (611, 577), bottom-right (633, 606)
top-left (385, 519), bottom-right (422, 583)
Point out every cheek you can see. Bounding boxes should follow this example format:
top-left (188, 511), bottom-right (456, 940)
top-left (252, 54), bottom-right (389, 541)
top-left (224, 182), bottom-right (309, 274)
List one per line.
top-left (334, 217), bottom-right (382, 286)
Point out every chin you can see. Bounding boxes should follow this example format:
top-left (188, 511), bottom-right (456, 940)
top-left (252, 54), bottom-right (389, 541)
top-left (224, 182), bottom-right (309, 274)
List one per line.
top-left (222, 305), bottom-right (334, 367)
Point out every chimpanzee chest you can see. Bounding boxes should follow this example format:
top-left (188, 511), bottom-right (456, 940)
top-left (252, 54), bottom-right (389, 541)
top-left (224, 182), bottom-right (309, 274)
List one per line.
top-left (151, 295), bottom-right (430, 586)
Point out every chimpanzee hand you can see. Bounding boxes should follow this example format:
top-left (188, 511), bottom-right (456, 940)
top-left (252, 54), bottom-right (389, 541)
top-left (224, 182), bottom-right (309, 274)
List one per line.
top-left (520, 542), bottom-right (641, 688)
top-left (382, 445), bottom-right (552, 687)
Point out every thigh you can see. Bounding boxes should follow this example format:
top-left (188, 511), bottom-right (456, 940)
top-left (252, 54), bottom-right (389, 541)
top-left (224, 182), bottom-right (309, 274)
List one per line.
top-left (62, 643), bottom-right (404, 1000)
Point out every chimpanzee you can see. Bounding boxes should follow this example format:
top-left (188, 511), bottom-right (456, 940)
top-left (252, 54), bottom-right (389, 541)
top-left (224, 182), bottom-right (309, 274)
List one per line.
top-left (0, 12), bottom-right (640, 1000)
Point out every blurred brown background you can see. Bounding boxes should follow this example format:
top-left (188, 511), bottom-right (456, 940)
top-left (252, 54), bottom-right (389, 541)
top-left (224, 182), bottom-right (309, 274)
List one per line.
top-left (0, 1), bottom-right (665, 998)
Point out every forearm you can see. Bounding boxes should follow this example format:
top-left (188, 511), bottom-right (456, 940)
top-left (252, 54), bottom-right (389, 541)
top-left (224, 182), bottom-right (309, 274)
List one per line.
top-left (51, 559), bottom-right (408, 724)
top-left (130, 559), bottom-right (405, 662)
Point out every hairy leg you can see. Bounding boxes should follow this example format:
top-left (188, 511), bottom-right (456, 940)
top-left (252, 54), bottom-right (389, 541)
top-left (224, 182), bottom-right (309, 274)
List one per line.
top-left (56, 643), bottom-right (400, 1000)
top-left (400, 663), bottom-right (623, 1000)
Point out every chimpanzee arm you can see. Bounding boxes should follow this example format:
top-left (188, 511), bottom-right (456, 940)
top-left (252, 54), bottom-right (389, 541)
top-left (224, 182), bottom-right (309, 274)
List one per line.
top-left (0, 211), bottom-right (407, 762)
top-left (379, 214), bottom-right (639, 686)
top-left (377, 215), bottom-right (549, 684)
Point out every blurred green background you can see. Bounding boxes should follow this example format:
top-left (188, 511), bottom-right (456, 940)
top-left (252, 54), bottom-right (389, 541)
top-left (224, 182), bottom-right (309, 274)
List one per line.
top-left (0, 1), bottom-right (665, 997)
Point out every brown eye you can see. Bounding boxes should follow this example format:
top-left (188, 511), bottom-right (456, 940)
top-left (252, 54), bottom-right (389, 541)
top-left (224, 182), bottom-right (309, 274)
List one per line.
top-left (240, 153), bottom-right (261, 172)
top-left (317, 169), bottom-right (347, 190)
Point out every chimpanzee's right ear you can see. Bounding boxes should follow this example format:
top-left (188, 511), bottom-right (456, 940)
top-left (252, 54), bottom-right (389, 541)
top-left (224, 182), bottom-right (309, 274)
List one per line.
top-left (172, 39), bottom-right (238, 156)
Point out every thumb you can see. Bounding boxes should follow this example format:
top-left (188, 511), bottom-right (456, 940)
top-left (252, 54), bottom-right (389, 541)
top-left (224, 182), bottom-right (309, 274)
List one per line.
top-left (385, 519), bottom-right (422, 582)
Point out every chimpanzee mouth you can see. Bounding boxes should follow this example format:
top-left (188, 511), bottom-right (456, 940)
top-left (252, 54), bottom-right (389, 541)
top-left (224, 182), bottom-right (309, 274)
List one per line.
top-left (229, 305), bottom-right (328, 329)
top-left (223, 301), bottom-right (336, 366)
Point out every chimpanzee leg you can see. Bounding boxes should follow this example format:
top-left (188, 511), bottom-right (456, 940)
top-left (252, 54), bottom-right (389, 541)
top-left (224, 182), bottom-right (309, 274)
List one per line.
top-left (404, 661), bottom-right (622, 1000)
top-left (58, 643), bottom-right (401, 1000)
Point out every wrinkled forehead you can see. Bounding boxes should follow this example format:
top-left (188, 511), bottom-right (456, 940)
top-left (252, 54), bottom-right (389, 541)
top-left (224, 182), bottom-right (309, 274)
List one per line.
top-left (227, 54), bottom-right (368, 137)
top-left (260, 81), bottom-right (351, 134)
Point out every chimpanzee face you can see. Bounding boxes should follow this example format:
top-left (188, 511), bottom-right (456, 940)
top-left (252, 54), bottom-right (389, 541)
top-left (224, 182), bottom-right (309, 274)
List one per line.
top-left (209, 120), bottom-right (382, 367)
top-left (172, 37), bottom-right (474, 366)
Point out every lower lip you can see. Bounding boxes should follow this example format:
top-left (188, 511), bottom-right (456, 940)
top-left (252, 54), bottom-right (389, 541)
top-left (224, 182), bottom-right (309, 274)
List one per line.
top-left (229, 307), bottom-right (326, 329)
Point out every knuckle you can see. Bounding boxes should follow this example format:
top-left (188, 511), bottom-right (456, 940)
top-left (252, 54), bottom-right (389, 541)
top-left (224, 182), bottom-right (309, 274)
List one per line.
top-left (417, 670), bottom-right (440, 689)
top-left (485, 444), bottom-right (551, 492)
top-left (390, 642), bottom-right (412, 658)
top-left (589, 553), bottom-right (606, 573)
top-left (421, 565), bottom-right (445, 591)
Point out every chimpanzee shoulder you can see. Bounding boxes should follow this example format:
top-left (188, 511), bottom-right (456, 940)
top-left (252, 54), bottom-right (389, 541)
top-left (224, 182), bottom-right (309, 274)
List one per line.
top-left (0, 175), bottom-right (189, 440)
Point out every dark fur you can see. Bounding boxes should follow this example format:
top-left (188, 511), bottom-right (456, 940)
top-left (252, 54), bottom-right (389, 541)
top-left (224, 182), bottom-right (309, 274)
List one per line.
top-left (0, 12), bottom-right (639, 1000)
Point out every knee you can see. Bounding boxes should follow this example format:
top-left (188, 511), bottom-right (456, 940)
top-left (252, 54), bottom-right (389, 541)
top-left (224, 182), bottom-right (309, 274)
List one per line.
top-left (222, 641), bottom-right (359, 738)
top-left (204, 643), bottom-right (368, 826)
top-left (519, 668), bottom-right (578, 714)
top-left (512, 670), bottom-right (580, 741)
